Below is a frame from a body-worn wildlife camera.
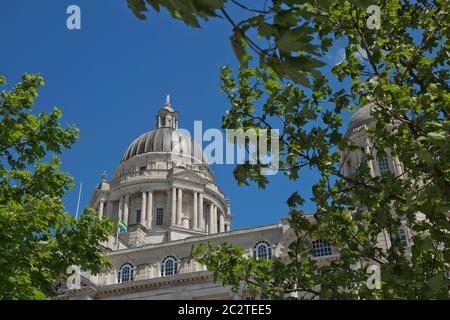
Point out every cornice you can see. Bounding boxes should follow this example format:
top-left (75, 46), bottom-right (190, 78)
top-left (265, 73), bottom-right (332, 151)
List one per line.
top-left (54, 286), bottom-right (97, 300)
top-left (96, 271), bottom-right (213, 298)
top-left (107, 222), bottom-right (283, 257)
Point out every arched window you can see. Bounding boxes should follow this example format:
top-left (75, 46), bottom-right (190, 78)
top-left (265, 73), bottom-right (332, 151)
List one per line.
top-left (160, 256), bottom-right (178, 277)
top-left (118, 263), bottom-right (134, 283)
top-left (253, 241), bottom-right (272, 260)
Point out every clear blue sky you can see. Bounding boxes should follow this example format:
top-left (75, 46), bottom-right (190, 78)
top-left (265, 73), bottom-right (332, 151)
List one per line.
top-left (0, 0), bottom-right (351, 228)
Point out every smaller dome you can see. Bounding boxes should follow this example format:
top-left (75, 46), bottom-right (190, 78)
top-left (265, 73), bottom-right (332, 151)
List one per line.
top-left (346, 103), bottom-right (375, 135)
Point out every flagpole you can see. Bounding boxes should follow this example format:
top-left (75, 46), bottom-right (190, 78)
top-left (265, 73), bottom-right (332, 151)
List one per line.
top-left (75, 181), bottom-right (83, 220)
top-left (115, 229), bottom-right (120, 250)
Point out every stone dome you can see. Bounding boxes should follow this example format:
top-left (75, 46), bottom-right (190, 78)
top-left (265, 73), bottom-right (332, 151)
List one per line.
top-left (121, 127), bottom-right (207, 163)
top-left (120, 96), bottom-right (207, 164)
top-left (346, 103), bottom-right (375, 135)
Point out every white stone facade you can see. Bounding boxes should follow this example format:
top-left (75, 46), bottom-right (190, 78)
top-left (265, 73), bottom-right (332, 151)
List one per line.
top-left (56, 101), bottom-right (413, 300)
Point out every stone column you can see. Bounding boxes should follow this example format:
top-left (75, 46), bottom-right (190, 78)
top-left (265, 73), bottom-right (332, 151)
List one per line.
top-left (365, 144), bottom-right (375, 177)
top-left (192, 192), bottom-right (198, 229)
top-left (98, 200), bottom-right (104, 219)
top-left (166, 190), bottom-right (171, 227)
top-left (146, 191), bottom-right (153, 228)
top-left (393, 156), bottom-right (403, 177)
top-left (123, 194), bottom-right (130, 226)
top-left (198, 193), bottom-right (204, 231)
top-left (219, 210), bottom-right (224, 233)
top-left (177, 188), bottom-right (183, 225)
top-left (107, 200), bottom-right (113, 219)
top-left (183, 217), bottom-right (190, 228)
top-left (209, 203), bottom-right (214, 234)
top-left (341, 154), bottom-right (349, 177)
top-left (171, 187), bottom-right (177, 225)
top-left (141, 191), bottom-right (147, 226)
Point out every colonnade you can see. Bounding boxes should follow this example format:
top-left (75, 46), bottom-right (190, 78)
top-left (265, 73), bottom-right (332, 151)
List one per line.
top-left (98, 188), bottom-right (227, 234)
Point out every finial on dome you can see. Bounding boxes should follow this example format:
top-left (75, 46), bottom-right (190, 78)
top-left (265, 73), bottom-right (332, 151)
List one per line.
top-left (101, 171), bottom-right (107, 181)
top-left (165, 94), bottom-right (171, 107)
top-left (156, 95), bottom-right (178, 129)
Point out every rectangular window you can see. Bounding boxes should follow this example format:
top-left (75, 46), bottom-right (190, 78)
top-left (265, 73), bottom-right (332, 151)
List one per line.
top-left (378, 157), bottom-right (390, 174)
top-left (391, 228), bottom-right (408, 247)
top-left (136, 210), bottom-right (141, 223)
top-left (312, 239), bottom-right (333, 257)
top-left (156, 208), bottom-right (163, 226)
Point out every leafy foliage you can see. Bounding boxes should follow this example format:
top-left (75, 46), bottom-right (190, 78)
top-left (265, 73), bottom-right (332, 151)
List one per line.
top-left (130, 0), bottom-right (450, 299)
top-left (0, 74), bottom-right (113, 299)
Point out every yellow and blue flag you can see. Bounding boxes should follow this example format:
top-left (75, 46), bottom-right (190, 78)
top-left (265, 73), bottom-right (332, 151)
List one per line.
top-left (118, 220), bottom-right (127, 233)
